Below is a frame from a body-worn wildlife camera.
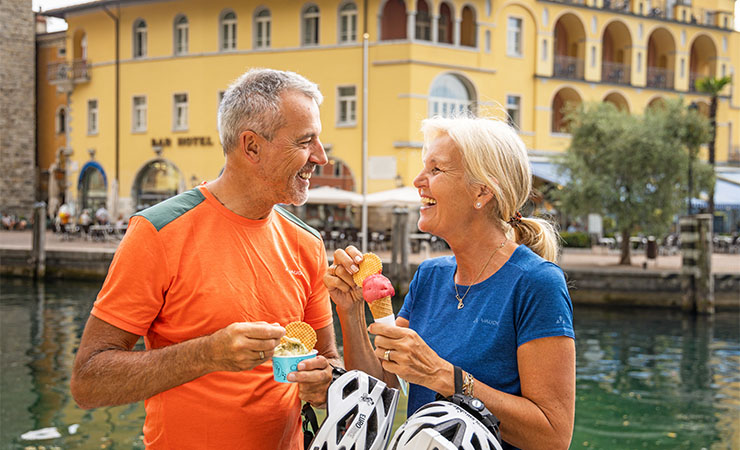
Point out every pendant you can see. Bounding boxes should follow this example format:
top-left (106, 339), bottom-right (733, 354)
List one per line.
top-left (456, 296), bottom-right (464, 309)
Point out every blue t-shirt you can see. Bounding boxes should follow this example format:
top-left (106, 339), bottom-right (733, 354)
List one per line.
top-left (398, 244), bottom-right (575, 420)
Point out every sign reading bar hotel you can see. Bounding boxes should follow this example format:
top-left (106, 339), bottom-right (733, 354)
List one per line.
top-left (151, 136), bottom-right (214, 148)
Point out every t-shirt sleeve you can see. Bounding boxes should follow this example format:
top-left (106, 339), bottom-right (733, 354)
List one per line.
top-left (515, 262), bottom-right (575, 348)
top-left (398, 266), bottom-right (421, 320)
top-left (91, 216), bottom-right (171, 336)
top-left (303, 241), bottom-right (333, 331)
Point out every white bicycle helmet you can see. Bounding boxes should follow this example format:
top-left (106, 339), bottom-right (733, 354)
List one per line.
top-left (388, 395), bottom-right (504, 450)
top-left (308, 369), bottom-right (400, 450)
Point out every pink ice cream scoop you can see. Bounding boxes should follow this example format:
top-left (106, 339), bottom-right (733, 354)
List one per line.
top-left (362, 273), bottom-right (395, 303)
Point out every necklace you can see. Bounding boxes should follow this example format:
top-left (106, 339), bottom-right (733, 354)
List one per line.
top-left (454, 239), bottom-right (507, 310)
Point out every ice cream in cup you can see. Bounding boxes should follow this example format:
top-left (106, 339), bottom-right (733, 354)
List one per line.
top-left (272, 323), bottom-right (318, 383)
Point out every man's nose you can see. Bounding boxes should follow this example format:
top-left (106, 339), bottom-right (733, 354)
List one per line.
top-left (311, 138), bottom-right (328, 166)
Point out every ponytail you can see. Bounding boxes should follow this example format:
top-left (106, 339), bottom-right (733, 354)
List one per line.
top-left (509, 216), bottom-right (560, 263)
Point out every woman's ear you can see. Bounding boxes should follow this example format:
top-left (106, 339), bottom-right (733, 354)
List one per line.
top-left (474, 185), bottom-right (495, 209)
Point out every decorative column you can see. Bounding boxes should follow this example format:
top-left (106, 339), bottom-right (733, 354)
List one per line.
top-left (454, 18), bottom-right (461, 46)
top-left (432, 14), bottom-right (439, 43)
top-left (407, 11), bottom-right (416, 40)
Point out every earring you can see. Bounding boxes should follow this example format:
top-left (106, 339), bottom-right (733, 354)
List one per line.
top-left (475, 202), bottom-right (481, 209)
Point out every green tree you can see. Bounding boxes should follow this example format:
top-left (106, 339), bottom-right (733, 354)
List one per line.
top-left (556, 99), bottom-right (711, 265)
top-left (695, 75), bottom-right (732, 215)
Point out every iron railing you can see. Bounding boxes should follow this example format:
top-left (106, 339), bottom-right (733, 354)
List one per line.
top-left (553, 55), bottom-right (584, 80)
top-left (601, 61), bottom-right (631, 85)
top-left (647, 67), bottom-right (674, 89)
top-left (47, 59), bottom-right (90, 83)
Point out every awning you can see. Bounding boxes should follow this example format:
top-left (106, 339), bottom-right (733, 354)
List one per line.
top-left (691, 178), bottom-right (740, 211)
top-left (530, 160), bottom-right (569, 186)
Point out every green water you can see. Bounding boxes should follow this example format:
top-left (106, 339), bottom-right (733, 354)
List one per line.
top-left (1, 278), bottom-right (738, 449)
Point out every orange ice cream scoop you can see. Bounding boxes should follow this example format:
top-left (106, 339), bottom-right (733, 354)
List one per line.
top-left (362, 274), bottom-right (395, 303)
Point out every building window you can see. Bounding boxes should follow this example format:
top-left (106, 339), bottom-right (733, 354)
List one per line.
top-left (220, 10), bottom-right (237, 51)
top-left (339, 2), bottom-right (357, 43)
top-left (506, 95), bottom-right (521, 129)
top-left (507, 17), bottom-right (523, 57)
top-left (173, 93), bottom-right (188, 131)
top-left (302, 4), bottom-right (320, 46)
top-left (56, 106), bottom-right (67, 134)
top-left (254, 8), bottom-right (271, 48)
top-left (381, 0), bottom-right (407, 40)
top-left (337, 86), bottom-right (357, 125)
top-left (133, 19), bottom-right (147, 58)
top-left (415, 0), bottom-right (431, 41)
top-left (87, 99), bottom-right (98, 135)
top-left (460, 5), bottom-right (477, 47)
top-left (438, 2), bottom-right (453, 44)
top-left (174, 15), bottom-right (189, 55)
top-left (485, 30), bottom-right (491, 53)
top-left (133, 96), bottom-right (147, 132)
top-left (428, 73), bottom-right (475, 118)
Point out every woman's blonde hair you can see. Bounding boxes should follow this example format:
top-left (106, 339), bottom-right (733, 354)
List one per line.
top-left (420, 116), bottom-right (560, 262)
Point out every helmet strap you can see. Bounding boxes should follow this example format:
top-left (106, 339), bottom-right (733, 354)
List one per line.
top-left (301, 403), bottom-right (319, 450)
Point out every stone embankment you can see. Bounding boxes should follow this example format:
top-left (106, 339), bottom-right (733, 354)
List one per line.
top-left (2, 231), bottom-right (738, 309)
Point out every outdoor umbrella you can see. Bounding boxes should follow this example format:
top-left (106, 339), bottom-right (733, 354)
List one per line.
top-left (306, 186), bottom-right (363, 205)
top-left (364, 187), bottom-right (421, 208)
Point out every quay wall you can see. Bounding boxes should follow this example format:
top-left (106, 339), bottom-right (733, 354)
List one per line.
top-left (2, 248), bottom-right (738, 309)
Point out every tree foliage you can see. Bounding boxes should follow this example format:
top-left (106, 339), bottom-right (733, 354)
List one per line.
top-left (555, 99), bottom-right (712, 264)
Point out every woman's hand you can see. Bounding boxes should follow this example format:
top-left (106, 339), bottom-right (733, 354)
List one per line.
top-left (324, 246), bottom-right (365, 314)
top-left (369, 322), bottom-right (454, 396)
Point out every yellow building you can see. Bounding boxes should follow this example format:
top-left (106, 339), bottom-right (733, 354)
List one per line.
top-left (42, 0), bottom-right (739, 218)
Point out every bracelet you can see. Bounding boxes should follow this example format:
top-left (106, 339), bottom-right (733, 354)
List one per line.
top-left (461, 370), bottom-right (475, 397)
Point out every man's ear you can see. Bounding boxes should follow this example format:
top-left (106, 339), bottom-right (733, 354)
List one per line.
top-left (239, 130), bottom-right (262, 163)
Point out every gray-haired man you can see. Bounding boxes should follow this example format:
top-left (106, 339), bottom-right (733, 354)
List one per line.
top-left (71, 68), bottom-right (339, 449)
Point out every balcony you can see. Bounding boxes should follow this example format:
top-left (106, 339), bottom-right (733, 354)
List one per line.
top-left (689, 72), bottom-right (701, 92)
top-left (48, 59), bottom-right (90, 85)
top-left (553, 55), bottom-right (584, 80)
top-left (646, 67), bottom-right (674, 90)
top-left (602, 61), bottom-right (631, 85)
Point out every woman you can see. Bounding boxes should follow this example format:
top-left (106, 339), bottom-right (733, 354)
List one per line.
top-left (325, 116), bottom-right (575, 450)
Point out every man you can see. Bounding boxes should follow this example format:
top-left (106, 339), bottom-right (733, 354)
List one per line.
top-left (71, 68), bottom-right (339, 449)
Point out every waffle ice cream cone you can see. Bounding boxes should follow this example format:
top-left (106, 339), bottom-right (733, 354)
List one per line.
top-left (362, 274), bottom-right (395, 323)
top-left (368, 296), bottom-right (393, 319)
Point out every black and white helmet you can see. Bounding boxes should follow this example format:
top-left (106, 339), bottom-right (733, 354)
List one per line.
top-left (308, 369), bottom-right (400, 450)
top-left (388, 395), bottom-right (503, 450)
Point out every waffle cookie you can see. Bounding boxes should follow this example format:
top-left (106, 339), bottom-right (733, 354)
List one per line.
top-left (352, 253), bottom-right (383, 287)
top-left (281, 321), bottom-right (317, 351)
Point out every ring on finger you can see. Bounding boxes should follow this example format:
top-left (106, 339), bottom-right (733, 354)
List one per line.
top-left (384, 349), bottom-right (392, 362)
top-left (259, 351), bottom-right (265, 359)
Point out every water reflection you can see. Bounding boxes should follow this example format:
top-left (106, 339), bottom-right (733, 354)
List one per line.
top-left (573, 307), bottom-right (740, 449)
top-left (1, 279), bottom-right (738, 449)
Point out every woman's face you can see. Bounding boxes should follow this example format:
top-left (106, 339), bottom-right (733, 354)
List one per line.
top-left (412, 133), bottom-right (477, 239)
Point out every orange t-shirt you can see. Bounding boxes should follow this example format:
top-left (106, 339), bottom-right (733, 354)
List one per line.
top-left (91, 186), bottom-right (332, 449)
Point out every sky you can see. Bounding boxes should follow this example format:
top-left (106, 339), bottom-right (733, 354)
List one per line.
top-left (34, 0), bottom-right (740, 32)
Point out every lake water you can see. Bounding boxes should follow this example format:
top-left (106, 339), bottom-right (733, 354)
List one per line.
top-left (1, 277), bottom-right (738, 449)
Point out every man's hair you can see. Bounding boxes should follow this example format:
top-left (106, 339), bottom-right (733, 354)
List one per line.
top-left (217, 68), bottom-right (323, 154)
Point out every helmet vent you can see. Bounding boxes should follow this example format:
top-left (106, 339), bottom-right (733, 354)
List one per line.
top-left (342, 379), bottom-right (359, 399)
top-left (337, 405), bottom-right (359, 444)
top-left (471, 434), bottom-right (482, 450)
top-left (365, 410), bottom-right (378, 450)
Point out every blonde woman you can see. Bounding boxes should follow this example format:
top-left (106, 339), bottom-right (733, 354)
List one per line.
top-left (325, 116), bottom-right (575, 450)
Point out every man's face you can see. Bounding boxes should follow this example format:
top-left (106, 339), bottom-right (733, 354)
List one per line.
top-left (257, 90), bottom-right (327, 206)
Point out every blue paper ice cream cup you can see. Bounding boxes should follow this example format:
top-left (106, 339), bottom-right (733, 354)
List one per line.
top-left (272, 349), bottom-right (318, 383)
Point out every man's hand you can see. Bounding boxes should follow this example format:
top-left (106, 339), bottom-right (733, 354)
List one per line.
top-left (208, 321), bottom-right (285, 372)
top-left (288, 355), bottom-right (333, 408)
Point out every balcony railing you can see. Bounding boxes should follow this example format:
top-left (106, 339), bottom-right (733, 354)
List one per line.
top-left (553, 55), bottom-right (584, 80)
top-left (48, 59), bottom-right (90, 84)
top-left (646, 67), bottom-right (674, 89)
top-left (602, 61), bottom-right (631, 85)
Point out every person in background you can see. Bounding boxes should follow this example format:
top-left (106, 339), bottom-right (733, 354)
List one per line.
top-left (79, 209), bottom-right (92, 235)
top-left (326, 116), bottom-right (575, 450)
top-left (71, 68), bottom-right (339, 449)
top-left (94, 206), bottom-right (110, 225)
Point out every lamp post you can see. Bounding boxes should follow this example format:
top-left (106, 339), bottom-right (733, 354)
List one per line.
top-left (687, 102), bottom-right (698, 216)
